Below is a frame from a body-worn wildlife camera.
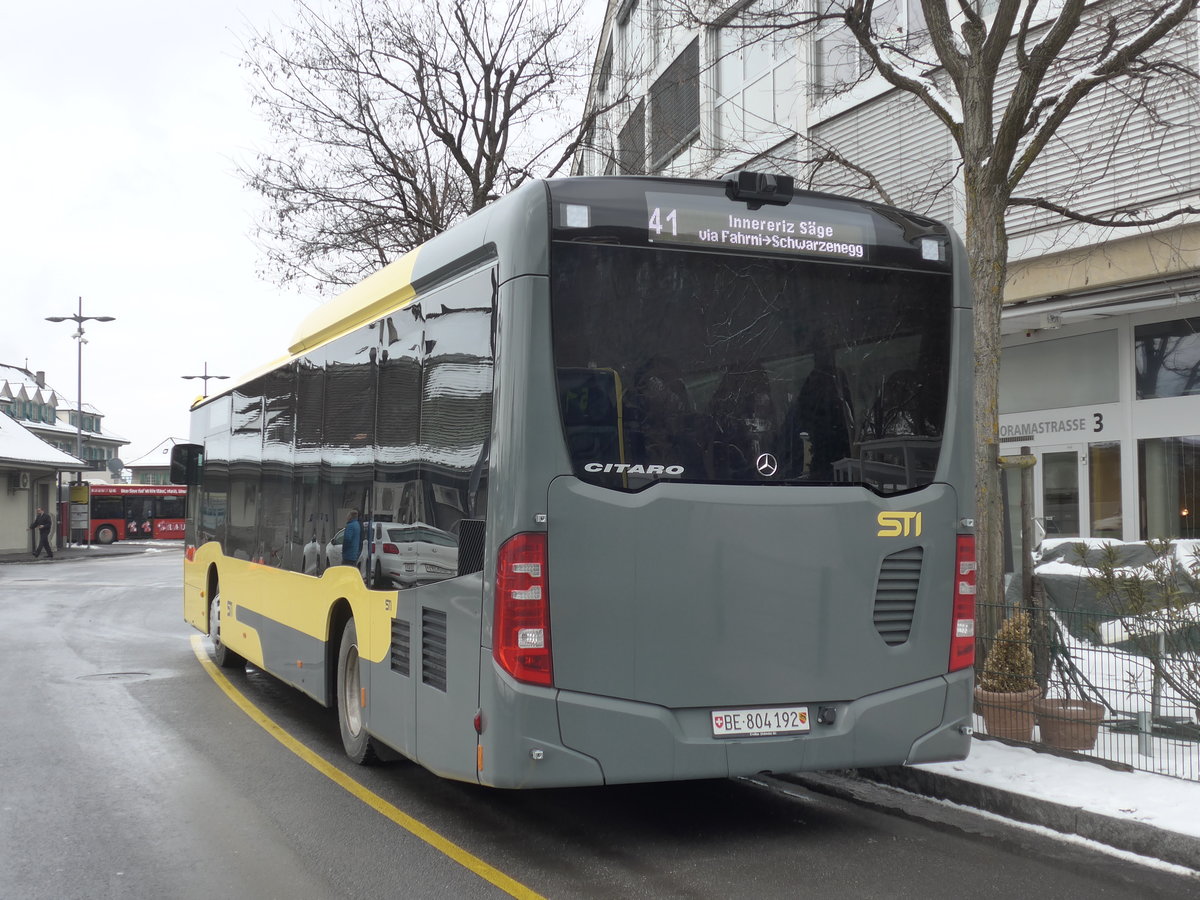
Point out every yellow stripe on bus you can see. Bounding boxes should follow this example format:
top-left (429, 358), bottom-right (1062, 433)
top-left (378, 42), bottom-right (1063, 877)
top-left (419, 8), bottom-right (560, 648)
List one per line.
top-left (189, 635), bottom-right (545, 900)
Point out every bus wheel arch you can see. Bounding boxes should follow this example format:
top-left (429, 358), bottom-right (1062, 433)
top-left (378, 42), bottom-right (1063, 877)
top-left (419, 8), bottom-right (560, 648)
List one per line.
top-left (204, 565), bottom-right (220, 632)
top-left (94, 524), bottom-right (117, 544)
top-left (326, 599), bottom-right (353, 705)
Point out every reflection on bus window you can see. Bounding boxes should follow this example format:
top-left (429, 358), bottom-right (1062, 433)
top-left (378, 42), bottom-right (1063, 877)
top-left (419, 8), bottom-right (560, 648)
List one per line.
top-left (551, 246), bottom-right (951, 492)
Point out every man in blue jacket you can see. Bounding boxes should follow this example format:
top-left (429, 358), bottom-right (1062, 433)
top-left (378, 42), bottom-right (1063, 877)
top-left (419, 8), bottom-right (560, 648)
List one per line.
top-left (342, 509), bottom-right (362, 568)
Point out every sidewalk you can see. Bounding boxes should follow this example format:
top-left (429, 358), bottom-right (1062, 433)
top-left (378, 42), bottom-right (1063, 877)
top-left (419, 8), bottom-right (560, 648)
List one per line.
top-left (0, 540), bottom-right (173, 564)
top-left (780, 737), bottom-right (1200, 873)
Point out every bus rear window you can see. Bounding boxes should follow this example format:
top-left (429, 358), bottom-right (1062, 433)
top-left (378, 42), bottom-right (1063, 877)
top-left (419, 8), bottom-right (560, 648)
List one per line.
top-left (550, 243), bottom-right (952, 493)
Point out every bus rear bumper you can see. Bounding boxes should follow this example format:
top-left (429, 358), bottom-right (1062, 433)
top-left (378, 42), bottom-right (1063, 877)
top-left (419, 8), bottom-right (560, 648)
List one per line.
top-left (553, 669), bottom-right (973, 785)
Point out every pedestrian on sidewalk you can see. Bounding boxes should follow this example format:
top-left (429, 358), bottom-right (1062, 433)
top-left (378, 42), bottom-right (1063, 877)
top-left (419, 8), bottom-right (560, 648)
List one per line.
top-left (30, 507), bottom-right (54, 559)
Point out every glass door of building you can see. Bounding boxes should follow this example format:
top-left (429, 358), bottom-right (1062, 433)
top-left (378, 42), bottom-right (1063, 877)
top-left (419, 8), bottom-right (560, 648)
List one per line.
top-left (1035, 442), bottom-right (1123, 541)
top-left (1038, 447), bottom-right (1083, 539)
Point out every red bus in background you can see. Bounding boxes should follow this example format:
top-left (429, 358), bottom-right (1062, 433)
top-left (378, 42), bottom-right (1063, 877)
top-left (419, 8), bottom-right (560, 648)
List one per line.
top-left (88, 484), bottom-right (187, 544)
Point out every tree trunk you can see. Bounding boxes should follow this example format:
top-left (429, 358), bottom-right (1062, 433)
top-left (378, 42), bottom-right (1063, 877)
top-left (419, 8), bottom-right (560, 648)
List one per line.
top-left (964, 167), bottom-right (1009, 651)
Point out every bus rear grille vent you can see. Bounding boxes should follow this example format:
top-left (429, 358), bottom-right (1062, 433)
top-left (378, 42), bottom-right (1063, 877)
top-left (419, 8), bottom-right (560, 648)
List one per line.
top-left (421, 607), bottom-right (448, 692)
top-left (874, 547), bottom-right (923, 646)
top-left (390, 618), bottom-right (411, 677)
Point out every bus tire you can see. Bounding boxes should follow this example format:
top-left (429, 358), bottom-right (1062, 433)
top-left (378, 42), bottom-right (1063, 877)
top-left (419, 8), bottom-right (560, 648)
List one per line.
top-left (337, 619), bottom-right (380, 765)
top-left (95, 524), bottom-right (117, 545)
top-left (209, 592), bottom-right (245, 670)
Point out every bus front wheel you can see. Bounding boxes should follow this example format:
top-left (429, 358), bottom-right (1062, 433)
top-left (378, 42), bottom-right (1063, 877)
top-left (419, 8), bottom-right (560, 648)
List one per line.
top-left (337, 619), bottom-right (380, 765)
top-left (95, 525), bottom-right (117, 544)
top-left (209, 592), bottom-right (245, 670)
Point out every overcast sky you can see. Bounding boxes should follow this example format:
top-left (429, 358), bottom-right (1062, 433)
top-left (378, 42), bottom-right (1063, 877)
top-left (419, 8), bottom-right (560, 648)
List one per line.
top-left (0, 0), bottom-right (323, 466)
top-left (1, 0), bottom-right (603, 470)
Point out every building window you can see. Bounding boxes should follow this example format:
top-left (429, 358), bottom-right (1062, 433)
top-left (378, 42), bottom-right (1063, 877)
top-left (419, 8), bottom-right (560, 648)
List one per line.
top-left (616, 0), bottom-right (645, 82)
top-left (650, 39), bottom-right (700, 171)
top-left (1135, 317), bottom-right (1200, 399)
top-left (1139, 436), bottom-right (1200, 539)
top-left (597, 39), bottom-right (613, 98)
top-left (1089, 441), bottom-right (1122, 539)
top-left (716, 6), bottom-right (797, 143)
top-left (813, 0), bottom-right (927, 95)
top-left (618, 100), bottom-right (646, 174)
top-left (1000, 331), bottom-right (1118, 414)
top-left (813, 21), bottom-right (864, 94)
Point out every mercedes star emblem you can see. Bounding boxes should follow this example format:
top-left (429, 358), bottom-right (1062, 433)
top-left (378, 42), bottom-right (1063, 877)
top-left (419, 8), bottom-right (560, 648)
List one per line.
top-left (756, 453), bottom-right (779, 477)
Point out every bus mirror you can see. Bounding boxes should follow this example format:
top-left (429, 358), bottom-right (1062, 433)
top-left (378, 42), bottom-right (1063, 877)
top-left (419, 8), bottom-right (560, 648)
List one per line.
top-left (170, 444), bottom-right (204, 485)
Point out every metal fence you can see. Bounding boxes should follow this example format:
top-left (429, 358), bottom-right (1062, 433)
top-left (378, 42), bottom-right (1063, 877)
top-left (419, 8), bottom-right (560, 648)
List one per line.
top-left (975, 582), bottom-right (1200, 782)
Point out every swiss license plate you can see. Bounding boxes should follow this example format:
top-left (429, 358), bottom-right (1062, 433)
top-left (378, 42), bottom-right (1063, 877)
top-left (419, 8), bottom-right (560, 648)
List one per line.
top-left (711, 706), bottom-right (810, 738)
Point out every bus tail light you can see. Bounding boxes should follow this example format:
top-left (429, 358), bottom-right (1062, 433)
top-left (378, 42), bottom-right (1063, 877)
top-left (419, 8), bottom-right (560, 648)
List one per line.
top-left (494, 533), bottom-right (553, 687)
top-left (949, 534), bottom-right (976, 672)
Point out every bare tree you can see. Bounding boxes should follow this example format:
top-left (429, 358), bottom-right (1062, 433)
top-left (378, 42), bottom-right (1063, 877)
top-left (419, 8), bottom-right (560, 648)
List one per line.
top-left (666, 0), bottom-right (1200, 640)
top-left (241, 0), bottom-right (603, 290)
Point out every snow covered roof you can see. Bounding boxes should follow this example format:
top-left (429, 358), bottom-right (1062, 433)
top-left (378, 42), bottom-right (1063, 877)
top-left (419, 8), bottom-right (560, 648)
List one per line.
top-left (0, 413), bottom-right (85, 469)
top-left (0, 363), bottom-right (101, 415)
top-left (0, 363), bottom-right (47, 390)
top-left (0, 362), bottom-right (126, 445)
top-left (22, 415), bottom-right (129, 445)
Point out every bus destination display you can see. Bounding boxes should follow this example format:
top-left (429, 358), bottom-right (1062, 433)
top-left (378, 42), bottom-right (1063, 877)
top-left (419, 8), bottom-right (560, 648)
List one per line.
top-left (646, 191), bottom-right (871, 260)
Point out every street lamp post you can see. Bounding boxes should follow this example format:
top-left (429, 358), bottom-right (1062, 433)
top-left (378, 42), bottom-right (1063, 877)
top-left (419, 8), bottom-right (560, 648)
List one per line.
top-left (181, 362), bottom-right (229, 398)
top-left (46, 297), bottom-right (115, 477)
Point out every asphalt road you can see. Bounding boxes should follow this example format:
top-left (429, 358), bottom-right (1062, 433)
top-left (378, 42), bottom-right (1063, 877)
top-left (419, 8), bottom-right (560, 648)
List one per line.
top-left (2, 550), bottom-right (1197, 899)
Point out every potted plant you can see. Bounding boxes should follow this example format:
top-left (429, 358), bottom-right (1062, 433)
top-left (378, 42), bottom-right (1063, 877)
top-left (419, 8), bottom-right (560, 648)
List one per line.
top-left (1035, 605), bottom-right (1107, 751)
top-left (1035, 695), bottom-right (1105, 751)
top-left (975, 609), bottom-right (1041, 741)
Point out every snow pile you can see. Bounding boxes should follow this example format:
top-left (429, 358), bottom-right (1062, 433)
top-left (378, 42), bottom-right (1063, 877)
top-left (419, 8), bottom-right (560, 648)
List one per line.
top-left (919, 738), bottom-right (1200, 840)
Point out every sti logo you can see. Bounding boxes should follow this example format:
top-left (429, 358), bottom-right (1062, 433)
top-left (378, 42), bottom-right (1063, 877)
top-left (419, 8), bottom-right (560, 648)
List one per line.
top-left (877, 511), bottom-right (922, 537)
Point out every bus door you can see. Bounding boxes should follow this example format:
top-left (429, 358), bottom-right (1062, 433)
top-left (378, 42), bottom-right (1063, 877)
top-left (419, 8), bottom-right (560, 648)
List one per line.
top-left (125, 497), bottom-right (154, 539)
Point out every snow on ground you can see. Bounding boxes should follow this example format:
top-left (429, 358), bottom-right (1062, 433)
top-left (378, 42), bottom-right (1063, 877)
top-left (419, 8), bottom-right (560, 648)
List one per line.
top-left (919, 737), bottom-right (1200, 839)
top-left (1017, 537), bottom-right (1200, 781)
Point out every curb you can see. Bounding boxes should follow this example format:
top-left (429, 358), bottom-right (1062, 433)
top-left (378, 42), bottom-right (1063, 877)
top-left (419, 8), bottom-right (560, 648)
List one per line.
top-left (778, 765), bottom-right (1200, 871)
top-left (860, 765), bottom-right (1200, 870)
top-left (0, 545), bottom-right (159, 565)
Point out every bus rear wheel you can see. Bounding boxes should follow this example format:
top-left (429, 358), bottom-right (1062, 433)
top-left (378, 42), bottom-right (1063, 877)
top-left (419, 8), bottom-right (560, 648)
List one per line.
top-left (337, 619), bottom-right (380, 765)
top-left (209, 592), bottom-right (245, 670)
top-left (95, 525), bottom-right (117, 544)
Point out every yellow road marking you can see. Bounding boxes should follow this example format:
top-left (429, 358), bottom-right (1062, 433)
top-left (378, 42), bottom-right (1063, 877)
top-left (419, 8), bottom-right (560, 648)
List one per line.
top-left (190, 635), bottom-right (545, 900)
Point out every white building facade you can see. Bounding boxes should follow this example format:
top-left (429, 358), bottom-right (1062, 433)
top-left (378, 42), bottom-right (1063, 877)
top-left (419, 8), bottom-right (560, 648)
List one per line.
top-left (576, 0), bottom-right (1200, 545)
top-left (0, 409), bottom-right (84, 553)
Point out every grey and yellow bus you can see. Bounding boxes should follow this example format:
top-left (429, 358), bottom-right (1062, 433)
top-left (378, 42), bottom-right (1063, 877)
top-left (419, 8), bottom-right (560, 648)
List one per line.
top-left (173, 172), bottom-right (976, 788)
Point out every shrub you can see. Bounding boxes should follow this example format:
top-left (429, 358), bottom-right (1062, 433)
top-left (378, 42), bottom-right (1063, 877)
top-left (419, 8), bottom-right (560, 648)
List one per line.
top-left (978, 609), bottom-right (1038, 693)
